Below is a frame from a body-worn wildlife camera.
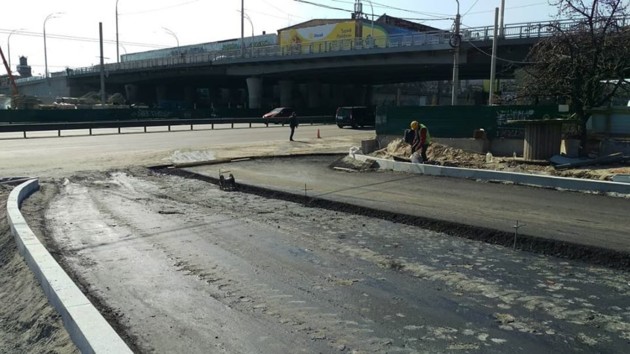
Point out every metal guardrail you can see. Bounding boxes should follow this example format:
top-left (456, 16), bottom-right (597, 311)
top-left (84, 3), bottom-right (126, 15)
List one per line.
top-left (0, 116), bottom-right (334, 138)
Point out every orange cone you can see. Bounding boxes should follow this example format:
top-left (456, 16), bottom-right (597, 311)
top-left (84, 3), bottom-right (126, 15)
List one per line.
top-left (317, 129), bottom-right (321, 138)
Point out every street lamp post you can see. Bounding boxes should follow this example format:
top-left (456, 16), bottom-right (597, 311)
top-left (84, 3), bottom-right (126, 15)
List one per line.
top-left (116, 0), bottom-right (120, 63)
top-left (364, 0), bottom-right (374, 38)
top-left (451, 0), bottom-right (461, 106)
top-left (243, 12), bottom-right (254, 57)
top-left (7, 29), bottom-right (23, 72)
top-left (162, 27), bottom-right (180, 47)
top-left (241, 0), bottom-right (245, 57)
top-left (43, 12), bottom-right (63, 79)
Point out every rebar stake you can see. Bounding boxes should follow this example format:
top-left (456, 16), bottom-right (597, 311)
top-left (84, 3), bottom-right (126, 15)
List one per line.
top-left (513, 220), bottom-right (525, 250)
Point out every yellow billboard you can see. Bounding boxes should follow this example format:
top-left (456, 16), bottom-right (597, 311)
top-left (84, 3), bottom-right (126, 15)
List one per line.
top-left (360, 23), bottom-right (388, 48)
top-left (280, 21), bottom-right (356, 47)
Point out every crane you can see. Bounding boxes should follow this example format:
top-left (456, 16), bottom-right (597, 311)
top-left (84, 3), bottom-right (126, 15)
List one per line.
top-left (0, 44), bottom-right (19, 100)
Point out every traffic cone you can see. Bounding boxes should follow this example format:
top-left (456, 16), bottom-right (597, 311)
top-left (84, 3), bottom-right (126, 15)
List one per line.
top-left (317, 129), bottom-right (321, 138)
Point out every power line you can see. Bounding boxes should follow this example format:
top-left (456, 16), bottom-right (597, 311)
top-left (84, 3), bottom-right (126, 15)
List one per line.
top-left (0, 29), bottom-right (166, 49)
top-left (120, 0), bottom-right (202, 16)
top-left (294, 0), bottom-right (353, 13)
top-left (463, 0), bottom-right (481, 17)
top-left (466, 2), bottom-right (548, 16)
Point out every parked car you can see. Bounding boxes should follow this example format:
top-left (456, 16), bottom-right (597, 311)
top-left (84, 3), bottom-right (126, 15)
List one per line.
top-left (263, 107), bottom-right (294, 125)
top-left (335, 106), bottom-right (375, 128)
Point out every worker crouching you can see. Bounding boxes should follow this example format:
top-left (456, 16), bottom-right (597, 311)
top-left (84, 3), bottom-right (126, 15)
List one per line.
top-left (407, 120), bottom-right (431, 163)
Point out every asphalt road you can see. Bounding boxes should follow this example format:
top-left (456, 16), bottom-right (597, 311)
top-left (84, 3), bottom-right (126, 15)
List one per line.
top-left (0, 123), bottom-right (370, 177)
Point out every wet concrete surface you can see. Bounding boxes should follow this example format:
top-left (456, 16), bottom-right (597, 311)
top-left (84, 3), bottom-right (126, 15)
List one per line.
top-left (183, 155), bottom-right (630, 268)
top-left (31, 166), bottom-right (630, 353)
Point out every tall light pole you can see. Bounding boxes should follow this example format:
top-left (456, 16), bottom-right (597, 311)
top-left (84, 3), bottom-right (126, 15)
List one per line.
top-left (242, 12), bottom-right (254, 57)
top-left (450, 0), bottom-right (461, 106)
top-left (241, 0), bottom-right (245, 57)
top-left (162, 27), bottom-right (179, 47)
top-left (116, 0), bottom-right (120, 63)
top-left (364, 0), bottom-right (374, 38)
top-left (43, 12), bottom-right (63, 79)
top-left (7, 28), bottom-right (23, 72)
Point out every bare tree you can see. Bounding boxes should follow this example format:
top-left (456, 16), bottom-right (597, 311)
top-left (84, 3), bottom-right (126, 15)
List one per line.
top-left (519, 0), bottom-right (630, 151)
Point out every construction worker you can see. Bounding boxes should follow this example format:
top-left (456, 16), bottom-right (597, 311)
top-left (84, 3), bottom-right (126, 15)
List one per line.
top-left (410, 120), bottom-right (431, 162)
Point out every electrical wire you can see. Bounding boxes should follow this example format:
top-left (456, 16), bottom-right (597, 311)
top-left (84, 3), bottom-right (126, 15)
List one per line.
top-left (294, 0), bottom-right (353, 13)
top-left (0, 28), bottom-right (166, 49)
top-left (463, 0), bottom-right (480, 17)
top-left (466, 2), bottom-right (548, 16)
top-left (120, 0), bottom-right (202, 16)
top-left (465, 39), bottom-right (539, 64)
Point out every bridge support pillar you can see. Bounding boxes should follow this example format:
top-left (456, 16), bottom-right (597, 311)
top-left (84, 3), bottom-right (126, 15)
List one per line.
top-left (246, 77), bottom-right (263, 109)
top-left (156, 85), bottom-right (167, 104)
top-left (306, 82), bottom-right (321, 108)
top-left (321, 84), bottom-right (331, 104)
top-left (279, 80), bottom-right (293, 107)
top-left (125, 84), bottom-right (138, 104)
top-left (220, 88), bottom-right (232, 107)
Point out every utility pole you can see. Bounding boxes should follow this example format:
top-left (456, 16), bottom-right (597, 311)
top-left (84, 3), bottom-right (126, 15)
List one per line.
top-left (451, 1), bottom-right (461, 106)
top-left (116, 0), bottom-right (120, 63)
top-left (99, 22), bottom-right (106, 104)
top-left (499, 0), bottom-right (505, 38)
top-left (241, 0), bottom-right (245, 57)
top-left (489, 8), bottom-right (499, 105)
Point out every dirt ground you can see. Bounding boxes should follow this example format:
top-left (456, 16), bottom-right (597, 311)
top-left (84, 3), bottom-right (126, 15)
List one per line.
top-left (0, 185), bottom-right (78, 354)
top-left (372, 139), bottom-right (630, 181)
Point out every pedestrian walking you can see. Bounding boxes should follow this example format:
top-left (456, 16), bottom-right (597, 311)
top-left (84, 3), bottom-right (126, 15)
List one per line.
top-left (289, 112), bottom-right (299, 141)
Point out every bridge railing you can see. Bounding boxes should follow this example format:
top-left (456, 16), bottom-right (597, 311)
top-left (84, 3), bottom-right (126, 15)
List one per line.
top-left (465, 16), bottom-right (629, 41)
top-left (59, 16), bottom-right (629, 77)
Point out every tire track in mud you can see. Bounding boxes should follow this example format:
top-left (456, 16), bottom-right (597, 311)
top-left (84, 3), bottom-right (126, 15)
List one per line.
top-left (83, 172), bottom-right (421, 352)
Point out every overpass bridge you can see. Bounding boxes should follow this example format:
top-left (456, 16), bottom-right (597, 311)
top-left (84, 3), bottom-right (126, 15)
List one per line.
top-left (11, 19), bottom-right (587, 108)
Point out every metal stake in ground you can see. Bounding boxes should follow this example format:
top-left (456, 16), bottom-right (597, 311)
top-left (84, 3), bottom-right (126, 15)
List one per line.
top-left (304, 183), bottom-right (312, 198)
top-left (513, 220), bottom-right (525, 250)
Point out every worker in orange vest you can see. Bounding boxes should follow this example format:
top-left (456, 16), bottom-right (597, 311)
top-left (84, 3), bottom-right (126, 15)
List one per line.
top-left (410, 120), bottom-right (431, 163)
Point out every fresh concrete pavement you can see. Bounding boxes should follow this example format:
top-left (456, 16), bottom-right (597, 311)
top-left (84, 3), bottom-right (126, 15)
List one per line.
top-left (181, 153), bottom-right (630, 266)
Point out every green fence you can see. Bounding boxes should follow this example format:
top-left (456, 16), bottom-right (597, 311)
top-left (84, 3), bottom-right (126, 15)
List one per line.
top-left (376, 105), bottom-right (560, 139)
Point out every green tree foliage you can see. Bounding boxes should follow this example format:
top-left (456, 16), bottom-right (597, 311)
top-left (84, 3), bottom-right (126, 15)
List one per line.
top-left (519, 0), bottom-right (630, 143)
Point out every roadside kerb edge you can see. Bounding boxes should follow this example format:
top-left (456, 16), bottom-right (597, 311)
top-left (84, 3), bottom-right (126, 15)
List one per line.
top-left (7, 179), bottom-right (133, 354)
top-left (352, 154), bottom-right (630, 195)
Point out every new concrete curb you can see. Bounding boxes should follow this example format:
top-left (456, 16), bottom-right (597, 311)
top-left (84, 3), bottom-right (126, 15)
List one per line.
top-left (7, 179), bottom-right (132, 354)
top-left (352, 154), bottom-right (630, 195)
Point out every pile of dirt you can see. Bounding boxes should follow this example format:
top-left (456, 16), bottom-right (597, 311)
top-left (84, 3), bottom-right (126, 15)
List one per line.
top-left (370, 139), bottom-right (630, 182)
top-left (0, 185), bottom-right (77, 353)
top-left (371, 138), bottom-right (491, 168)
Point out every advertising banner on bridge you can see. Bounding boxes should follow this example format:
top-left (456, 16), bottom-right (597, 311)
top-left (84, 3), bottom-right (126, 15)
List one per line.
top-left (280, 21), bottom-right (356, 53)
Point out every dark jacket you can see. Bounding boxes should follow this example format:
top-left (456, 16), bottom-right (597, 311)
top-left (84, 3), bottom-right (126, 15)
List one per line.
top-left (289, 114), bottom-right (299, 128)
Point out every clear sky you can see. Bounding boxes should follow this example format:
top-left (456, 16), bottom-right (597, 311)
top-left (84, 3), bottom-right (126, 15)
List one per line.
top-left (1, 0), bottom-right (560, 76)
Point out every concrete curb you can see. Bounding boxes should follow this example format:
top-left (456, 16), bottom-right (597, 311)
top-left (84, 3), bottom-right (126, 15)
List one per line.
top-left (352, 154), bottom-right (630, 195)
top-left (7, 179), bottom-right (132, 354)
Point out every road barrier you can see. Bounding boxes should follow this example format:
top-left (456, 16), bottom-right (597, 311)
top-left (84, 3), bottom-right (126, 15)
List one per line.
top-left (0, 116), bottom-right (334, 138)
